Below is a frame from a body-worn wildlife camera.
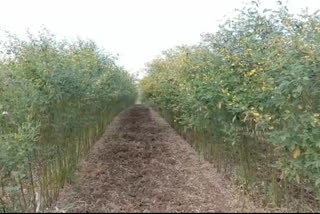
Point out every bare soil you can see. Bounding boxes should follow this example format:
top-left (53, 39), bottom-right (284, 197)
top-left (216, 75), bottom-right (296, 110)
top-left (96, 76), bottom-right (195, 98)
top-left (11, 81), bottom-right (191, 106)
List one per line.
top-left (51, 105), bottom-right (264, 213)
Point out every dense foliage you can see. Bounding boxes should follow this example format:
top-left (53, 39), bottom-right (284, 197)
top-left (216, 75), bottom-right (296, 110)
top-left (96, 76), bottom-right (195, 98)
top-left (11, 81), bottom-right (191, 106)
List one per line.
top-left (141, 2), bottom-right (320, 209)
top-left (0, 30), bottom-right (137, 212)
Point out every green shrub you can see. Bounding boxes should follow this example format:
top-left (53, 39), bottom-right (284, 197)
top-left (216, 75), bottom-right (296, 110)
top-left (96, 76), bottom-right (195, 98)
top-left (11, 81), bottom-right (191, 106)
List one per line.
top-left (0, 29), bottom-right (137, 212)
top-left (141, 1), bottom-right (320, 210)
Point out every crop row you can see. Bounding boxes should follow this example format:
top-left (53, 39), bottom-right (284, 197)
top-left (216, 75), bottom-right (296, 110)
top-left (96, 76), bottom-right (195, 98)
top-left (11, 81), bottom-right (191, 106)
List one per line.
top-left (141, 2), bottom-right (320, 211)
top-left (0, 30), bottom-right (137, 212)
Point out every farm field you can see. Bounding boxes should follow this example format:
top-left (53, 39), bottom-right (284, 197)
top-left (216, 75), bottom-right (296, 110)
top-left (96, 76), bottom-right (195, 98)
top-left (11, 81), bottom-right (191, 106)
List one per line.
top-left (51, 105), bottom-right (244, 212)
top-left (1, 1), bottom-right (320, 213)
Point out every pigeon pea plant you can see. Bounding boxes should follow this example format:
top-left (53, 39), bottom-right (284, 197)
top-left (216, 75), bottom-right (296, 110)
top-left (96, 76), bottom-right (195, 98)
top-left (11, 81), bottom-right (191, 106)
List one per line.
top-left (0, 29), bottom-right (137, 212)
top-left (141, 1), bottom-right (320, 211)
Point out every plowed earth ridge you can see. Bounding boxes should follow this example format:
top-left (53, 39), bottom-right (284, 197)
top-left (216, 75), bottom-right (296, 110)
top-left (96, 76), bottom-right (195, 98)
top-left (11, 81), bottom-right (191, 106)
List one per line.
top-left (52, 105), bottom-right (265, 213)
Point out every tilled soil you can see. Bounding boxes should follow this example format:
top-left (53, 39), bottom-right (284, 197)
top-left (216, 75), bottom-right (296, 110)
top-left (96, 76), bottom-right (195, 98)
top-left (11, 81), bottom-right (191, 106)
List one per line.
top-left (51, 105), bottom-right (257, 213)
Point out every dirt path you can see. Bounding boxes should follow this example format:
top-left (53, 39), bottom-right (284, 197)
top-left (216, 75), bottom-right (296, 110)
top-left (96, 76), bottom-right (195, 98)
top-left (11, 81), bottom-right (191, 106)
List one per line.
top-left (51, 105), bottom-right (258, 213)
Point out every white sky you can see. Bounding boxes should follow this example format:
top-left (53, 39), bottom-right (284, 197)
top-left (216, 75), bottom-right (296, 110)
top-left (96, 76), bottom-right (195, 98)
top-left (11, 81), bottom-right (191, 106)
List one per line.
top-left (0, 0), bottom-right (319, 78)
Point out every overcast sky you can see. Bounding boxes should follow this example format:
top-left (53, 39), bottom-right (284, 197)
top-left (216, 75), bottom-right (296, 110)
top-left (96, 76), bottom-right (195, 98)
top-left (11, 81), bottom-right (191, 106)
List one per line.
top-left (0, 0), bottom-right (319, 78)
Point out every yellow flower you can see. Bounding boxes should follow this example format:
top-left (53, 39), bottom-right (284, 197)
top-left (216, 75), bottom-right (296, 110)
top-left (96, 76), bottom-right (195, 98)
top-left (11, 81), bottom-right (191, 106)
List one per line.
top-left (293, 147), bottom-right (301, 159)
top-left (248, 69), bottom-right (256, 76)
top-left (253, 112), bottom-right (260, 117)
top-left (307, 50), bottom-right (314, 56)
top-left (232, 96), bottom-right (238, 102)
